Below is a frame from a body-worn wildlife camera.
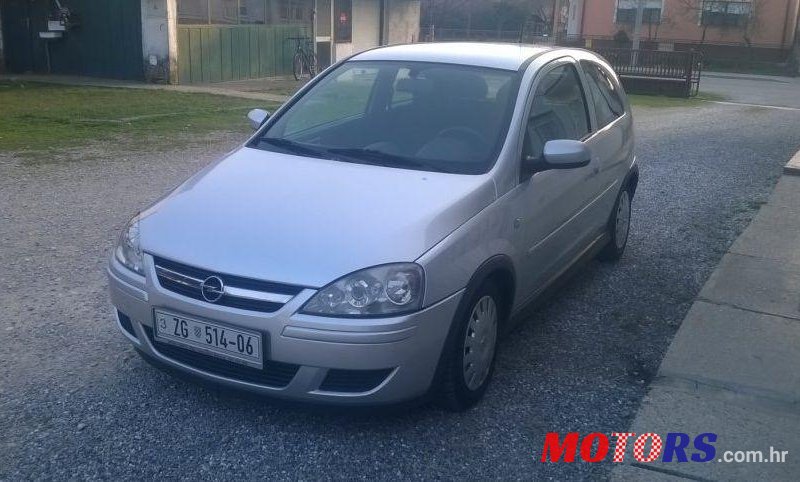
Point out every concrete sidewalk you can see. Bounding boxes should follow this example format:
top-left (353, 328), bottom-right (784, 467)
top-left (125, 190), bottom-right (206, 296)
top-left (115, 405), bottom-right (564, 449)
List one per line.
top-left (612, 153), bottom-right (800, 481)
top-left (0, 73), bottom-right (292, 103)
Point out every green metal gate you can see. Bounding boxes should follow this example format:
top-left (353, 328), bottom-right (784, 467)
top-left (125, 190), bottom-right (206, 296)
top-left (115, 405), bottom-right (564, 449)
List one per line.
top-left (177, 24), bottom-right (310, 83)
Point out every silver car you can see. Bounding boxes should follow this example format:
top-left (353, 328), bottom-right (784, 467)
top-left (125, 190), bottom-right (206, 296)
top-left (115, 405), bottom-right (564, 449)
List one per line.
top-left (108, 43), bottom-right (637, 410)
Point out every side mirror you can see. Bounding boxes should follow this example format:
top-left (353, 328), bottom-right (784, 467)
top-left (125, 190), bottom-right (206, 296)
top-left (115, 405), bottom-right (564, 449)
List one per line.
top-left (247, 108), bottom-right (270, 130)
top-left (542, 139), bottom-right (591, 169)
top-left (522, 139), bottom-right (591, 178)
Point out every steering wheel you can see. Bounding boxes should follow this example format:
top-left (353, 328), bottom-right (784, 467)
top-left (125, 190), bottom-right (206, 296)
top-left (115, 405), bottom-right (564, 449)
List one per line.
top-left (435, 126), bottom-right (489, 153)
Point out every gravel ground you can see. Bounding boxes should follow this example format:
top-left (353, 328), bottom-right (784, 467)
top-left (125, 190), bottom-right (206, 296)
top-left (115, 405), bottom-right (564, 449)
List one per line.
top-left (1, 103), bottom-right (799, 480)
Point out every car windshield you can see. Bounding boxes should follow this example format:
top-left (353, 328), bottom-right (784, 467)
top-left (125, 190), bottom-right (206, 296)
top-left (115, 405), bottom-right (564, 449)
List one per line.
top-left (251, 61), bottom-right (518, 174)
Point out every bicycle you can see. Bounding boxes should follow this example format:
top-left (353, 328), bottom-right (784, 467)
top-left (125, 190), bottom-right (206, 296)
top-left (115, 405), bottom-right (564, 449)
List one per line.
top-left (288, 36), bottom-right (317, 81)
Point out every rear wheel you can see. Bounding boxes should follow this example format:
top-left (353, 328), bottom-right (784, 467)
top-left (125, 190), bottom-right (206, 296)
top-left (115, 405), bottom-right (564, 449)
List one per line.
top-left (292, 52), bottom-right (304, 81)
top-left (438, 282), bottom-right (500, 411)
top-left (598, 186), bottom-right (632, 261)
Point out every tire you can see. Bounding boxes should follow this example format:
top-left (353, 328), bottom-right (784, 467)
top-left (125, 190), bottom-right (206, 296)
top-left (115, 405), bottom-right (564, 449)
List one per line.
top-left (292, 52), bottom-right (304, 81)
top-left (598, 185), bottom-right (632, 261)
top-left (438, 282), bottom-right (501, 411)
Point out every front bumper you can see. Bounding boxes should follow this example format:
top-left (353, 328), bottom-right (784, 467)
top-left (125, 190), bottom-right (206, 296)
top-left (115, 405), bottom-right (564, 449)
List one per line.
top-left (108, 254), bottom-right (462, 405)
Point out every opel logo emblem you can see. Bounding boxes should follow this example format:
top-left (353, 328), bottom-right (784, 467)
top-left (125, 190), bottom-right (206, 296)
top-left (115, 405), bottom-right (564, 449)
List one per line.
top-left (200, 276), bottom-right (225, 303)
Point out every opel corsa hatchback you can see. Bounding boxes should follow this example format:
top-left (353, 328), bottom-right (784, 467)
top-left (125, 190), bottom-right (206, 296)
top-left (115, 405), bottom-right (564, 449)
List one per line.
top-left (108, 43), bottom-right (637, 410)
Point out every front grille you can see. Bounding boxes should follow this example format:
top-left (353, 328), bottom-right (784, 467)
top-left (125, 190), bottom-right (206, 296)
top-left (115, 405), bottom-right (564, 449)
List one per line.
top-left (153, 256), bottom-right (303, 313)
top-left (319, 368), bottom-right (394, 393)
top-left (143, 326), bottom-right (300, 388)
top-left (117, 311), bottom-right (138, 339)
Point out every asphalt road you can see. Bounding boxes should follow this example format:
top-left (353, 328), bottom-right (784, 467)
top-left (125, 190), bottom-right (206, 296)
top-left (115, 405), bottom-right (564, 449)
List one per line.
top-left (2, 101), bottom-right (799, 480)
top-left (702, 72), bottom-right (800, 109)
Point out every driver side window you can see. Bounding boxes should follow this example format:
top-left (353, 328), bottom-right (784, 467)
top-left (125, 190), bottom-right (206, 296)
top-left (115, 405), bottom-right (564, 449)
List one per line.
top-left (523, 64), bottom-right (590, 161)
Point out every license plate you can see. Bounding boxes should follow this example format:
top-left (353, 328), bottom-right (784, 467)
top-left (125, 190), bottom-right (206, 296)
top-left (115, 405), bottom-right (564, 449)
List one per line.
top-left (153, 310), bottom-right (263, 369)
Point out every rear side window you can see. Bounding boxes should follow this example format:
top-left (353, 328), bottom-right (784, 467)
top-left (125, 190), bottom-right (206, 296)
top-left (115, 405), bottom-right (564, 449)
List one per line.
top-left (523, 64), bottom-right (590, 160)
top-left (581, 61), bottom-right (625, 129)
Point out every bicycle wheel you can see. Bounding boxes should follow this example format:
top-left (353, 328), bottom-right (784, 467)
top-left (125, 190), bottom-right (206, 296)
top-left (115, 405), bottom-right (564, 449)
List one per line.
top-left (292, 52), bottom-right (304, 81)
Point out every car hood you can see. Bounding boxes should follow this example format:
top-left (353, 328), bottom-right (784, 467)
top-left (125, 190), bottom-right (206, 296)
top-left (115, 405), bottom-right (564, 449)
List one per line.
top-left (140, 147), bottom-right (496, 288)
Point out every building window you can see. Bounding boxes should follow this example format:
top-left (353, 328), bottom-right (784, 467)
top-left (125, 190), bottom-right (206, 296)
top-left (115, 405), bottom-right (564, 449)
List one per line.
top-left (239, 0), bottom-right (268, 24)
top-left (615, 0), bottom-right (662, 25)
top-left (334, 0), bottom-right (352, 43)
top-left (701, 1), bottom-right (752, 27)
top-left (178, 0), bottom-right (210, 24)
top-left (210, 0), bottom-right (239, 24)
top-left (177, 0), bottom-right (309, 25)
top-left (280, 0), bottom-right (310, 24)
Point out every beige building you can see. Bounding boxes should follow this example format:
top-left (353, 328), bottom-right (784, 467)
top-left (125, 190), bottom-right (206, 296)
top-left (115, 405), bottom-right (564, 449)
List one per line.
top-left (559, 0), bottom-right (800, 52)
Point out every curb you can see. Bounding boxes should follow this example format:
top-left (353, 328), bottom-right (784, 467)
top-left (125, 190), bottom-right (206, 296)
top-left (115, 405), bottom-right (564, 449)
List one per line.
top-left (609, 147), bottom-right (800, 480)
top-left (785, 149), bottom-right (800, 176)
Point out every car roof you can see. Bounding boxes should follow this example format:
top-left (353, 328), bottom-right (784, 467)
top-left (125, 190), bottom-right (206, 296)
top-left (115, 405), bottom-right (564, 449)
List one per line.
top-left (350, 42), bottom-right (555, 71)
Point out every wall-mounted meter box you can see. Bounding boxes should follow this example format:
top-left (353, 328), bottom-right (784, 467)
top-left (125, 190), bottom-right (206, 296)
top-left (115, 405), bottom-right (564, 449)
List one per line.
top-left (48, 20), bottom-right (67, 32)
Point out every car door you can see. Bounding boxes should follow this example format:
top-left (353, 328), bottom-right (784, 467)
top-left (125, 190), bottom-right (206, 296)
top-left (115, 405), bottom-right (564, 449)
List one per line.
top-left (578, 60), bottom-right (634, 232)
top-left (510, 58), bottom-right (598, 301)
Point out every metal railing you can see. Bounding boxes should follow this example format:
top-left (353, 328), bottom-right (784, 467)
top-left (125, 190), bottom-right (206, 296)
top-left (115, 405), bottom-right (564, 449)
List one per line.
top-left (421, 26), bottom-right (554, 45)
top-left (593, 48), bottom-right (703, 96)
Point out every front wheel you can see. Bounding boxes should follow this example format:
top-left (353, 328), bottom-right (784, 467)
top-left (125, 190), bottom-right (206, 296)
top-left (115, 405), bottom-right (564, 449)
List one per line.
top-left (598, 186), bottom-right (632, 261)
top-left (292, 52), bottom-right (304, 81)
top-left (438, 282), bottom-right (501, 411)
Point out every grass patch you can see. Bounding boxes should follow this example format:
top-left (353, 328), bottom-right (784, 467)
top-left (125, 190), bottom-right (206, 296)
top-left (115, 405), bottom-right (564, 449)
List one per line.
top-left (629, 91), bottom-right (727, 108)
top-left (703, 59), bottom-right (790, 77)
top-left (0, 81), bottom-right (279, 154)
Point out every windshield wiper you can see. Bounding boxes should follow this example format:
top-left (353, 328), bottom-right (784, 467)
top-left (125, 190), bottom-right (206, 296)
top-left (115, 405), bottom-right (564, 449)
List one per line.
top-left (257, 137), bottom-right (332, 160)
top-left (326, 148), bottom-right (451, 173)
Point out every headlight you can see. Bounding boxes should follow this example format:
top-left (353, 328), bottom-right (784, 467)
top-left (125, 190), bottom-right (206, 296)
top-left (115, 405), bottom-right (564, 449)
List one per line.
top-left (115, 214), bottom-right (144, 275)
top-left (301, 264), bottom-right (424, 317)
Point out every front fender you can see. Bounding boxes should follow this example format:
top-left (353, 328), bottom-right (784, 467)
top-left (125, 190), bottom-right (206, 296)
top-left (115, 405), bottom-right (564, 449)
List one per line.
top-left (416, 197), bottom-right (519, 309)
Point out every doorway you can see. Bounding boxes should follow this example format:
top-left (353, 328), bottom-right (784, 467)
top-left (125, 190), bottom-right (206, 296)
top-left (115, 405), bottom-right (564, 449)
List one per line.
top-left (1, 0), bottom-right (37, 73)
top-left (315, 0), bottom-right (333, 68)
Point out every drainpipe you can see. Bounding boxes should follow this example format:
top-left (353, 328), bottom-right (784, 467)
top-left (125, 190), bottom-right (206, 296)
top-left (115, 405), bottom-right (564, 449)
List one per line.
top-left (552, 0), bottom-right (560, 38)
top-left (167, 0), bottom-right (177, 83)
top-left (780, 0), bottom-right (793, 50)
top-left (631, 0), bottom-right (645, 65)
top-left (580, 0), bottom-right (587, 39)
top-left (379, 0), bottom-right (386, 45)
top-left (312, 0), bottom-right (317, 59)
top-left (787, 0), bottom-right (800, 47)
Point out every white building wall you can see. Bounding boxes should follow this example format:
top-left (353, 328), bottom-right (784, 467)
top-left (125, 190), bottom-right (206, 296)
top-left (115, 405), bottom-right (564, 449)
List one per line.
top-left (566, 0), bottom-right (584, 36)
top-left (352, 0), bottom-right (381, 51)
top-left (333, 0), bottom-right (419, 61)
top-left (141, 0), bottom-right (178, 83)
top-left (386, 0), bottom-right (420, 44)
top-left (335, 0), bottom-right (380, 61)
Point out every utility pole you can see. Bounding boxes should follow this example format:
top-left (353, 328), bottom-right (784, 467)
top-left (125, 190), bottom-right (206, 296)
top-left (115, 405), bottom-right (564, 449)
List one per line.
top-left (631, 0), bottom-right (645, 66)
